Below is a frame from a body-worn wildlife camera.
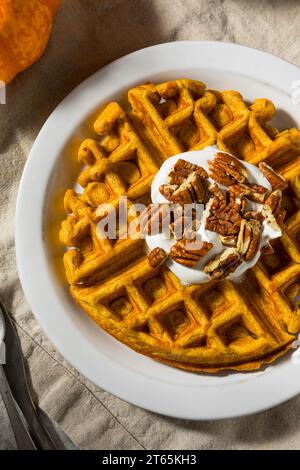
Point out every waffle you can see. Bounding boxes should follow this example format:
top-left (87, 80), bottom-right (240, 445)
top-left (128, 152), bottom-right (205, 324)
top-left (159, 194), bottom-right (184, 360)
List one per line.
top-left (60, 79), bottom-right (300, 372)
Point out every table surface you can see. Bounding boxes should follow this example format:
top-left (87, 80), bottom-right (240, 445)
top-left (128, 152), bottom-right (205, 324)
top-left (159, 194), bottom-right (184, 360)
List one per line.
top-left (1, 0), bottom-right (300, 450)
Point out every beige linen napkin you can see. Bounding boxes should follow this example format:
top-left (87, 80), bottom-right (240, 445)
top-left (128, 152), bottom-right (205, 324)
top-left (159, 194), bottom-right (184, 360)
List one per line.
top-left (1, 0), bottom-right (300, 450)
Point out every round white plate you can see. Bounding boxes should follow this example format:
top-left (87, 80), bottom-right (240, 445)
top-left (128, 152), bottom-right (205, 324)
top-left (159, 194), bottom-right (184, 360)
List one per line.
top-left (16, 41), bottom-right (300, 420)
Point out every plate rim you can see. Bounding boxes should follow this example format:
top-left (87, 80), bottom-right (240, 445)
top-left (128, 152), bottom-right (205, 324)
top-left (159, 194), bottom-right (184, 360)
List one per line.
top-left (15, 40), bottom-right (300, 420)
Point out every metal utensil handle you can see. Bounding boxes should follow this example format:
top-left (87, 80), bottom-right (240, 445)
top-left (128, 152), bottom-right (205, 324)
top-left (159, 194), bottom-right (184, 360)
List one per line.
top-left (0, 365), bottom-right (36, 450)
top-left (0, 302), bottom-right (56, 450)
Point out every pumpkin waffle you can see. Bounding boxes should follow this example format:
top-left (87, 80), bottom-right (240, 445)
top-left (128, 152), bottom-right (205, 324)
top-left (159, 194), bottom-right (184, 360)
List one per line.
top-left (60, 79), bottom-right (300, 372)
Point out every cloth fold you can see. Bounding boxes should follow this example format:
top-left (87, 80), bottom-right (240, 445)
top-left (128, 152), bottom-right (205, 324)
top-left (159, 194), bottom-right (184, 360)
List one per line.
top-left (1, 0), bottom-right (300, 450)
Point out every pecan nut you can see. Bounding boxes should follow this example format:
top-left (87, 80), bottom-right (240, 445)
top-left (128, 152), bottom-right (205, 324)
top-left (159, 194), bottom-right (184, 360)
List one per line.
top-left (161, 159), bottom-right (209, 204)
top-left (168, 158), bottom-right (208, 184)
top-left (258, 162), bottom-right (288, 190)
top-left (239, 196), bottom-right (248, 214)
top-left (264, 189), bottom-right (282, 213)
top-left (237, 219), bottom-right (261, 261)
top-left (148, 247), bottom-right (169, 268)
top-left (262, 189), bottom-right (285, 230)
top-left (220, 235), bottom-right (238, 247)
top-left (208, 184), bottom-right (227, 210)
top-left (169, 171), bottom-right (208, 205)
top-left (205, 189), bottom-right (243, 236)
top-left (204, 248), bottom-right (242, 281)
top-left (208, 152), bottom-right (248, 186)
top-left (170, 237), bottom-right (213, 267)
top-left (205, 211), bottom-right (241, 235)
top-left (159, 183), bottom-right (178, 201)
top-left (169, 209), bottom-right (200, 240)
top-left (140, 203), bottom-right (170, 236)
top-left (243, 210), bottom-right (265, 222)
top-left (209, 185), bottom-right (245, 214)
top-left (229, 182), bottom-right (268, 203)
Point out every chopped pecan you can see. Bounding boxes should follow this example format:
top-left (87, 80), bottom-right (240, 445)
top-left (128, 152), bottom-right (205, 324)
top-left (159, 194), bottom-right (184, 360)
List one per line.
top-left (204, 248), bottom-right (242, 281)
top-left (209, 186), bottom-right (246, 215)
top-left (243, 210), bottom-right (265, 222)
top-left (169, 209), bottom-right (200, 240)
top-left (208, 184), bottom-right (227, 211)
top-left (195, 167), bottom-right (209, 179)
top-left (173, 158), bottom-right (199, 173)
top-left (148, 247), bottom-right (169, 268)
top-left (205, 189), bottom-right (243, 236)
top-left (229, 182), bottom-right (269, 203)
top-left (205, 212), bottom-right (241, 235)
top-left (140, 203), bottom-right (170, 236)
top-left (264, 189), bottom-right (282, 213)
top-left (168, 158), bottom-right (208, 184)
top-left (208, 152), bottom-right (248, 186)
top-left (262, 206), bottom-right (282, 231)
top-left (258, 162), bottom-right (288, 190)
top-left (161, 159), bottom-right (208, 202)
top-left (237, 219), bottom-right (261, 261)
top-left (227, 191), bottom-right (249, 215)
top-left (220, 235), bottom-right (237, 247)
top-left (238, 196), bottom-right (248, 214)
top-left (159, 183), bottom-right (178, 201)
top-left (170, 237), bottom-right (213, 267)
top-left (262, 189), bottom-right (285, 230)
top-left (170, 171), bottom-right (208, 205)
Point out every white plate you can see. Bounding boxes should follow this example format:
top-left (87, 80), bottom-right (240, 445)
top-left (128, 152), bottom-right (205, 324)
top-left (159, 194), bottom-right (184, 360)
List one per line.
top-left (16, 41), bottom-right (300, 420)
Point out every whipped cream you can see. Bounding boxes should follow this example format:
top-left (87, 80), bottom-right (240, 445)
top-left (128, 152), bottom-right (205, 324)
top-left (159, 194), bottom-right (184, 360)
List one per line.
top-left (292, 338), bottom-right (300, 365)
top-left (146, 146), bottom-right (282, 285)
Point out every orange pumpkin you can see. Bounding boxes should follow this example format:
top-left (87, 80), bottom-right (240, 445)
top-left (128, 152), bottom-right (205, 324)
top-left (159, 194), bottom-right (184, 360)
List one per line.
top-left (0, 0), bottom-right (60, 84)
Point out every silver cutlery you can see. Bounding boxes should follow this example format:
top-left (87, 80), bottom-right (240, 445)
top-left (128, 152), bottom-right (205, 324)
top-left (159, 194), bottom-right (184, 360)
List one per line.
top-left (0, 364), bottom-right (37, 449)
top-left (0, 301), bottom-right (57, 450)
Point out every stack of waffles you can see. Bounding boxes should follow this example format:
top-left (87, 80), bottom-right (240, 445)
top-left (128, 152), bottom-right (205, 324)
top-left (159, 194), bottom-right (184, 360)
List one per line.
top-left (59, 79), bottom-right (300, 372)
